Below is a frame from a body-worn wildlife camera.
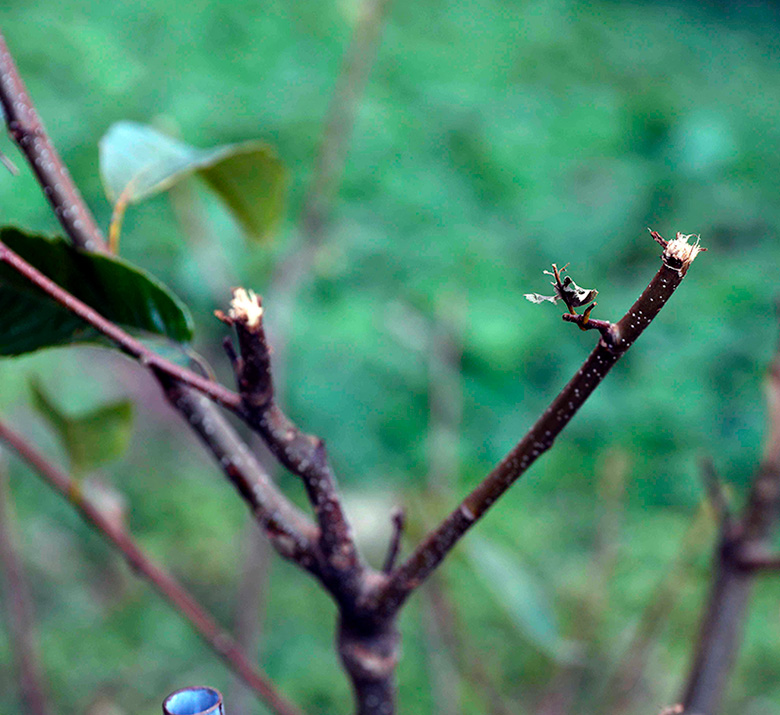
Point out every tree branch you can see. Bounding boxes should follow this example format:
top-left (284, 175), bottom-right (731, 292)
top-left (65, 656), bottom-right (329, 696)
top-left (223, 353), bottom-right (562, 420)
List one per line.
top-left (158, 381), bottom-right (318, 569)
top-left (0, 419), bottom-right (305, 715)
top-left (0, 27), bottom-right (317, 581)
top-left (0, 462), bottom-right (52, 715)
top-left (0, 239), bottom-right (242, 410)
top-left (0, 33), bottom-right (105, 253)
top-left (681, 316), bottom-right (780, 714)
top-left (382, 507), bottom-right (405, 574)
top-left (372, 233), bottom-right (704, 615)
top-left (218, 290), bottom-right (361, 597)
top-left (297, 0), bottom-right (393, 245)
top-left (700, 457), bottom-right (733, 530)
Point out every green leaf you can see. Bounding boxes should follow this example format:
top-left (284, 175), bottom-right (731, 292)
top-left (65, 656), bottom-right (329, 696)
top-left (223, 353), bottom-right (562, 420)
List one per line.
top-left (0, 227), bottom-right (193, 355)
top-left (465, 536), bottom-right (577, 662)
top-left (30, 381), bottom-right (134, 476)
top-left (99, 121), bottom-right (287, 242)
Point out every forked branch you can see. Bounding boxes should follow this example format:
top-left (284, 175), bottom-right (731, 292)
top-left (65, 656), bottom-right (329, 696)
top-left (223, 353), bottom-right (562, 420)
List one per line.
top-left (681, 317), bottom-right (780, 714)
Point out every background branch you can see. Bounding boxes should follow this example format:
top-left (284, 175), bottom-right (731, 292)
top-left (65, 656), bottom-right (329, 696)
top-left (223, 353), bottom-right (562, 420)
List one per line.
top-left (0, 459), bottom-right (52, 715)
top-left (681, 326), bottom-right (780, 714)
top-left (0, 419), bottom-right (304, 715)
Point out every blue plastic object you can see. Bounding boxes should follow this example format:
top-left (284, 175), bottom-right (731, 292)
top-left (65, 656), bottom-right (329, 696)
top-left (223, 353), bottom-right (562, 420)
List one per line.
top-left (162, 686), bottom-right (224, 715)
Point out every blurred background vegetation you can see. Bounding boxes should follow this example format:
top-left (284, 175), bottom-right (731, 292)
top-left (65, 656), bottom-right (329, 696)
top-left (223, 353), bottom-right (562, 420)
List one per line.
top-left (1, 0), bottom-right (780, 713)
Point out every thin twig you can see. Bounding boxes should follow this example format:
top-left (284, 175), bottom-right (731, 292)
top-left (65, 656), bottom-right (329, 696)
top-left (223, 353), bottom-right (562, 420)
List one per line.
top-left (298, 0), bottom-right (393, 245)
top-left (0, 461), bottom-right (52, 715)
top-left (228, 529), bottom-right (272, 715)
top-left (218, 290), bottom-right (361, 596)
top-left (382, 508), bottom-right (406, 574)
top-left (373, 233), bottom-right (704, 616)
top-left (561, 311), bottom-right (615, 341)
top-left (734, 551), bottom-right (780, 571)
top-left (0, 419), bottom-right (304, 715)
top-left (700, 458), bottom-right (733, 530)
top-left (604, 500), bottom-right (714, 715)
top-left (0, 239), bottom-right (241, 412)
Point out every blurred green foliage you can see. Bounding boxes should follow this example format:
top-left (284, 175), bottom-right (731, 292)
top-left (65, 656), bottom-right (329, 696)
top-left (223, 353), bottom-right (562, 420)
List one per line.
top-left (1, 0), bottom-right (780, 713)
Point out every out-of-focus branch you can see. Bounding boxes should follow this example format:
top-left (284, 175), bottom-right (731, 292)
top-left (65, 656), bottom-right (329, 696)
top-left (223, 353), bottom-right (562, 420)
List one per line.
top-left (0, 461), bottom-right (52, 715)
top-left (700, 458), bottom-right (733, 531)
top-left (373, 232), bottom-right (705, 616)
top-left (298, 0), bottom-right (393, 246)
top-left (604, 500), bottom-right (713, 715)
top-left (0, 419), bottom-right (304, 715)
top-left (681, 321), bottom-right (780, 714)
top-left (228, 529), bottom-right (272, 715)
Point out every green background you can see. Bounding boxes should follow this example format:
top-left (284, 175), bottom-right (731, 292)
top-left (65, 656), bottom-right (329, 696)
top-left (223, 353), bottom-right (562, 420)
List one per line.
top-left (1, 0), bottom-right (779, 713)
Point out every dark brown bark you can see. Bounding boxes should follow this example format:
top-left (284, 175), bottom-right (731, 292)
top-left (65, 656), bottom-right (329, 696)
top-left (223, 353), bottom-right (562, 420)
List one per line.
top-left (0, 34), bottom-right (104, 253)
top-left (373, 234), bottom-right (704, 616)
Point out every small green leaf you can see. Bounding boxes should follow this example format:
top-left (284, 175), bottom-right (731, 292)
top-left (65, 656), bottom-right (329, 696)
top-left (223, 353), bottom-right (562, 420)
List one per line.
top-left (465, 536), bottom-right (577, 662)
top-left (99, 121), bottom-right (287, 242)
top-left (30, 381), bottom-right (134, 476)
top-left (0, 227), bottom-right (193, 355)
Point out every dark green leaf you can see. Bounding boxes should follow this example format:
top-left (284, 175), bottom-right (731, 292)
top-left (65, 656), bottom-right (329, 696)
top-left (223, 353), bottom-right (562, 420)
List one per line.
top-left (99, 121), bottom-right (286, 242)
top-left (30, 381), bottom-right (134, 476)
top-left (0, 227), bottom-right (193, 355)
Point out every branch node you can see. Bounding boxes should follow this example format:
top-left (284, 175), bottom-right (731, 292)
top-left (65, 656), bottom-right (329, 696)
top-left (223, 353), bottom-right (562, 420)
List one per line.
top-left (383, 507), bottom-right (406, 574)
top-left (561, 311), bottom-right (616, 345)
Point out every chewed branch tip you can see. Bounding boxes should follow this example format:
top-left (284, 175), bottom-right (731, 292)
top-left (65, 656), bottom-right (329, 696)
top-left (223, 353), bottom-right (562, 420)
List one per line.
top-left (229, 288), bottom-right (264, 328)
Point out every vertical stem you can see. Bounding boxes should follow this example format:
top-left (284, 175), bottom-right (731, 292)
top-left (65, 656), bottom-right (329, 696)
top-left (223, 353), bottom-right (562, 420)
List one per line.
top-left (338, 614), bottom-right (400, 715)
top-left (298, 0), bottom-right (393, 245)
top-left (228, 527), bottom-right (271, 714)
top-left (681, 553), bottom-right (752, 715)
top-left (0, 464), bottom-right (52, 715)
top-left (681, 341), bottom-right (780, 714)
